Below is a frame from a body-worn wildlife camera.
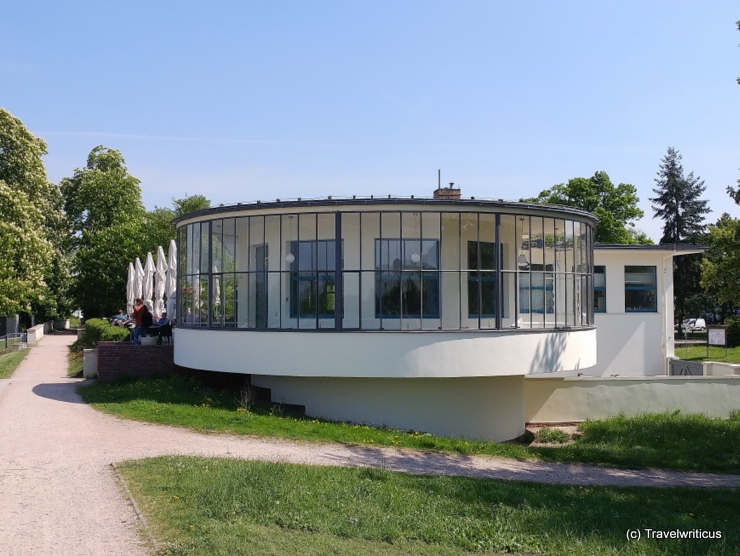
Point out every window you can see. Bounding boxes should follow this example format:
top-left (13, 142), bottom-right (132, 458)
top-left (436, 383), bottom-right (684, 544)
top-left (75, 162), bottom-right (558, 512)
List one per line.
top-left (519, 270), bottom-right (554, 314)
top-left (594, 266), bottom-right (606, 313)
top-left (376, 239), bottom-right (439, 318)
top-left (625, 266), bottom-right (656, 312)
top-left (289, 240), bottom-right (338, 318)
top-left (467, 241), bottom-right (496, 317)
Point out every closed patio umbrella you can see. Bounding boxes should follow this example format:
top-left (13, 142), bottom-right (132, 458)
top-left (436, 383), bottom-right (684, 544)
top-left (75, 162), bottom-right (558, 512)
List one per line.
top-left (134, 257), bottom-right (144, 300)
top-left (126, 262), bottom-right (135, 315)
top-left (143, 252), bottom-right (155, 308)
top-left (155, 246), bottom-right (167, 317)
top-left (165, 239), bottom-right (177, 320)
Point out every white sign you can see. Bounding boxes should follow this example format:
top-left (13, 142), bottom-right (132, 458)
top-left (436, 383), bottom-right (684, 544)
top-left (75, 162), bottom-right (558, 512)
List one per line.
top-left (708, 328), bottom-right (726, 346)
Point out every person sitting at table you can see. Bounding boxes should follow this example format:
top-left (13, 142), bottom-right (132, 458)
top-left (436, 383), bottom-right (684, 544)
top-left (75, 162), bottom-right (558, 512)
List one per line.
top-left (155, 312), bottom-right (170, 326)
top-left (113, 309), bottom-right (127, 321)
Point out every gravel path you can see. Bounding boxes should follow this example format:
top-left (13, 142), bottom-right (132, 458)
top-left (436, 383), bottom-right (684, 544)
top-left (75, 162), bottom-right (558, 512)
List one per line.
top-left (1, 333), bottom-right (739, 555)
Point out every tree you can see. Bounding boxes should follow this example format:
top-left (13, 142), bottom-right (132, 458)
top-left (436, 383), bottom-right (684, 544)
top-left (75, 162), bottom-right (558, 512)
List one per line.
top-left (173, 194), bottom-right (211, 217)
top-left (61, 146), bottom-right (145, 239)
top-left (61, 146), bottom-right (146, 318)
top-left (0, 109), bottom-right (64, 318)
top-left (651, 147), bottom-right (710, 326)
top-left (143, 194), bottom-right (212, 254)
top-left (701, 213), bottom-right (740, 308)
top-left (0, 182), bottom-right (52, 315)
top-left (651, 147), bottom-right (709, 244)
top-left (524, 171), bottom-right (647, 244)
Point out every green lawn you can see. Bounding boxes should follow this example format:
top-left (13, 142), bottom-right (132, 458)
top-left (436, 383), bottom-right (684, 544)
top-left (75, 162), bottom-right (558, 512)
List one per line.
top-left (78, 376), bottom-right (740, 473)
top-left (0, 349), bottom-right (28, 379)
top-left (677, 344), bottom-right (740, 363)
top-left (118, 456), bottom-right (740, 556)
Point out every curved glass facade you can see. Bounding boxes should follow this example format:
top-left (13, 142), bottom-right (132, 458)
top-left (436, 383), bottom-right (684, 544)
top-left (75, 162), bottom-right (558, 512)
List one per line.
top-left (176, 206), bottom-right (594, 331)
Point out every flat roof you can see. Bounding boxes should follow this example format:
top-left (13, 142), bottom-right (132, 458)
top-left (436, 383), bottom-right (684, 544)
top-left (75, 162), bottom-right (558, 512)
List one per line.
top-left (173, 196), bottom-right (599, 225)
top-left (595, 243), bottom-right (706, 253)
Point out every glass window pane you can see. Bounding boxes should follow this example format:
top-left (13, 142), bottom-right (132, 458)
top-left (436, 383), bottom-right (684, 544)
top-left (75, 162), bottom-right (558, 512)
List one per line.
top-left (223, 218), bottom-right (236, 272)
top-left (625, 265), bottom-right (657, 312)
top-left (199, 222), bottom-right (209, 274)
top-left (500, 215), bottom-right (516, 271)
top-left (342, 271), bottom-right (360, 329)
top-left (342, 213), bottom-right (361, 271)
top-left (223, 274), bottom-right (235, 327)
top-left (440, 213), bottom-right (460, 271)
top-left (543, 218), bottom-right (555, 271)
top-left (360, 212), bottom-right (379, 271)
top-left (235, 217), bottom-right (249, 272)
top-left (529, 217), bottom-right (544, 269)
top-left (211, 219), bottom-right (223, 273)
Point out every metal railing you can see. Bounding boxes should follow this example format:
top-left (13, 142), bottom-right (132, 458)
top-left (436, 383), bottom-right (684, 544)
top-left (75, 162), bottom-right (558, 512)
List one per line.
top-left (0, 333), bottom-right (27, 356)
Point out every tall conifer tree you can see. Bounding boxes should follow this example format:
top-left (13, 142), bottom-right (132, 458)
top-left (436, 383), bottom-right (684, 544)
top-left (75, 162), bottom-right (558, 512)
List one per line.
top-left (651, 147), bottom-right (710, 327)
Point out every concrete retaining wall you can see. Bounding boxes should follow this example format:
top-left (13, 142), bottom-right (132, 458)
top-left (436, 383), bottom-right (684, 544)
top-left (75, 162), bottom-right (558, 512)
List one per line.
top-left (26, 322), bottom-right (54, 346)
top-left (525, 375), bottom-right (740, 423)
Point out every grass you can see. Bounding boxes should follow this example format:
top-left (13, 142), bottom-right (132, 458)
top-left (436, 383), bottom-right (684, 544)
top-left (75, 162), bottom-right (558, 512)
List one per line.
top-left (118, 455), bottom-right (740, 556)
top-left (534, 426), bottom-right (570, 444)
top-left (67, 349), bottom-right (83, 377)
top-left (79, 375), bottom-right (740, 474)
top-left (677, 344), bottom-right (740, 363)
top-left (0, 349), bottom-right (29, 379)
top-left (538, 412), bottom-right (740, 473)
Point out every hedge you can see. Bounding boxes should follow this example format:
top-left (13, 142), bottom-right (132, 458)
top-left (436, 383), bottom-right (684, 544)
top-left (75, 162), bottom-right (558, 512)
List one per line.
top-left (71, 318), bottom-right (131, 352)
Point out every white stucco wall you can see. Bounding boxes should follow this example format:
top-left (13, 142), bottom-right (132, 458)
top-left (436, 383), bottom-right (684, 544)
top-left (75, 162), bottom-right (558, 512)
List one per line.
top-left (174, 327), bottom-right (596, 378)
top-left (525, 375), bottom-right (740, 423)
top-left (251, 374), bottom-right (526, 441)
top-left (591, 248), bottom-right (676, 376)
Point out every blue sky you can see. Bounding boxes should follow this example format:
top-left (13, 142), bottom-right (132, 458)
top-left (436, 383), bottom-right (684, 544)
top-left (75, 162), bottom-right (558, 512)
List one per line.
top-left (4, 1), bottom-right (739, 241)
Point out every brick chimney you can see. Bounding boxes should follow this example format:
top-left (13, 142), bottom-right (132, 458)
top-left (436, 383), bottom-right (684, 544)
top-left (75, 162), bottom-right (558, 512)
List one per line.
top-left (433, 182), bottom-right (461, 200)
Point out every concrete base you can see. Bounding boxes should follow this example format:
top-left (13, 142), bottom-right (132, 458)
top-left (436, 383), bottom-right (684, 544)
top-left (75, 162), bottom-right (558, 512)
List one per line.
top-left (250, 374), bottom-right (526, 442)
top-left (525, 375), bottom-right (740, 423)
top-left (83, 349), bottom-right (98, 378)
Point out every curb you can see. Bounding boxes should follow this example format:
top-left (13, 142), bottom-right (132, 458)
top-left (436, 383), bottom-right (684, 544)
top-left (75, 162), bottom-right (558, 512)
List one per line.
top-left (110, 462), bottom-right (159, 553)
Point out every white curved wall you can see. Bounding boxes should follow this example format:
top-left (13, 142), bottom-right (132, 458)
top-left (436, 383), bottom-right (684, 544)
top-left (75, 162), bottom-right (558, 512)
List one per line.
top-left (251, 374), bottom-right (526, 442)
top-left (174, 327), bottom-right (596, 378)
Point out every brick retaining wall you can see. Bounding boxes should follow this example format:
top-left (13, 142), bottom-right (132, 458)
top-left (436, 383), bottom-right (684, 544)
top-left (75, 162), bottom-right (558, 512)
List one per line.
top-left (97, 341), bottom-right (175, 383)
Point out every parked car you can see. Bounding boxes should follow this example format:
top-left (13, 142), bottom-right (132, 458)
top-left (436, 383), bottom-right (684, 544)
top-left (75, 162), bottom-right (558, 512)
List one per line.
top-left (678, 318), bottom-right (706, 332)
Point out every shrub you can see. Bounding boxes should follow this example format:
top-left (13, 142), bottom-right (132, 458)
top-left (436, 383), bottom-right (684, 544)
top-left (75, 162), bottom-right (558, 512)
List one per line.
top-left (726, 316), bottom-right (740, 348)
top-left (71, 318), bottom-right (130, 352)
top-left (535, 427), bottom-right (570, 444)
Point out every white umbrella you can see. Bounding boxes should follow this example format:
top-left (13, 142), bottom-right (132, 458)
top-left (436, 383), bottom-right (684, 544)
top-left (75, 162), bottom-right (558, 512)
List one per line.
top-left (126, 262), bottom-right (135, 315)
top-left (155, 246), bottom-right (167, 317)
top-left (134, 257), bottom-right (144, 300)
top-left (165, 239), bottom-right (177, 320)
top-left (143, 252), bottom-right (155, 308)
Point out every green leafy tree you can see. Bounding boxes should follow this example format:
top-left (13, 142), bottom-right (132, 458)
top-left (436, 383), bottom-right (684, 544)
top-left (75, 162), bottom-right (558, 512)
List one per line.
top-left (524, 171), bottom-right (647, 244)
top-left (142, 194), bottom-right (211, 254)
top-left (61, 146), bottom-right (146, 318)
top-left (0, 109), bottom-right (66, 318)
top-left (61, 146), bottom-right (145, 239)
top-left (173, 194), bottom-right (211, 217)
top-left (0, 182), bottom-right (52, 315)
top-left (701, 213), bottom-right (740, 308)
top-left (651, 147), bottom-right (710, 326)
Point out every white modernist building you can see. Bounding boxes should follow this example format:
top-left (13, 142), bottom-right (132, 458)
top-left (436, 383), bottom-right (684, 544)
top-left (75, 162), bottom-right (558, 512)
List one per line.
top-left (173, 190), bottom-right (600, 441)
top-left (590, 244), bottom-right (705, 377)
